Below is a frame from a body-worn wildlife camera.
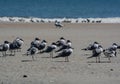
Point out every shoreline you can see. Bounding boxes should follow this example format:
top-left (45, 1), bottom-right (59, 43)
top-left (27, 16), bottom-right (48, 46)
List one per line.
top-left (0, 22), bottom-right (120, 27)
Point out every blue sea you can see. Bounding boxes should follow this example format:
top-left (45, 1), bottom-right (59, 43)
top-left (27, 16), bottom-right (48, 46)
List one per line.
top-left (0, 0), bottom-right (120, 23)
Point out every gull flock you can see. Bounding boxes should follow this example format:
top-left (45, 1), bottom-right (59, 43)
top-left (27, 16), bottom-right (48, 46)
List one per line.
top-left (0, 37), bottom-right (120, 63)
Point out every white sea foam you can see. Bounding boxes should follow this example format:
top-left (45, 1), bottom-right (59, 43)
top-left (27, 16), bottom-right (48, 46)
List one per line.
top-left (0, 17), bottom-right (120, 23)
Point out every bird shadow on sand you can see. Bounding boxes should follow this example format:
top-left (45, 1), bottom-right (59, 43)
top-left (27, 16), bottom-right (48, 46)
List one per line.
top-left (0, 54), bottom-right (10, 57)
top-left (22, 53), bottom-right (28, 56)
top-left (21, 60), bottom-right (33, 62)
top-left (81, 54), bottom-right (92, 56)
top-left (41, 56), bottom-right (52, 58)
top-left (52, 60), bottom-right (69, 62)
top-left (87, 61), bottom-right (111, 63)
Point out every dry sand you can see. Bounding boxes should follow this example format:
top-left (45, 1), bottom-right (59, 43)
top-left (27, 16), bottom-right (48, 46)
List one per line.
top-left (0, 23), bottom-right (120, 84)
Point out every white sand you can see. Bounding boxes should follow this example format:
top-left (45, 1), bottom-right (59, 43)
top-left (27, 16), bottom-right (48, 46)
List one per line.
top-left (0, 23), bottom-right (120, 84)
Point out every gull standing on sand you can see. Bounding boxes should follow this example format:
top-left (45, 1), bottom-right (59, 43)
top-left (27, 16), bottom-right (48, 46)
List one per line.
top-left (13, 37), bottom-right (24, 52)
top-left (56, 40), bottom-right (72, 52)
top-left (82, 41), bottom-right (99, 51)
top-left (53, 46), bottom-right (74, 62)
top-left (40, 42), bottom-right (57, 58)
top-left (9, 37), bottom-right (24, 56)
top-left (0, 41), bottom-right (10, 56)
top-left (107, 43), bottom-right (118, 57)
top-left (27, 46), bottom-right (38, 60)
top-left (37, 40), bottom-right (47, 53)
top-left (103, 49), bottom-right (116, 63)
top-left (55, 21), bottom-right (63, 28)
top-left (87, 45), bottom-right (103, 63)
top-left (56, 37), bottom-right (66, 47)
top-left (31, 37), bottom-right (41, 48)
top-left (103, 43), bottom-right (119, 62)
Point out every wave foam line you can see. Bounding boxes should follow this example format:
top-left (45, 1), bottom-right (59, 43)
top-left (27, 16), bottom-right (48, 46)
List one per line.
top-left (0, 17), bottom-right (120, 23)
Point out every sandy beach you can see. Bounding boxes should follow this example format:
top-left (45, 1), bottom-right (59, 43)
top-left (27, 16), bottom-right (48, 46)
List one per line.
top-left (0, 23), bottom-right (120, 84)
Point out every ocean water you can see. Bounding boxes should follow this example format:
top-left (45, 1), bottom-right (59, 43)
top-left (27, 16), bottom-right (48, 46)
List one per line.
top-left (0, 0), bottom-right (120, 23)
